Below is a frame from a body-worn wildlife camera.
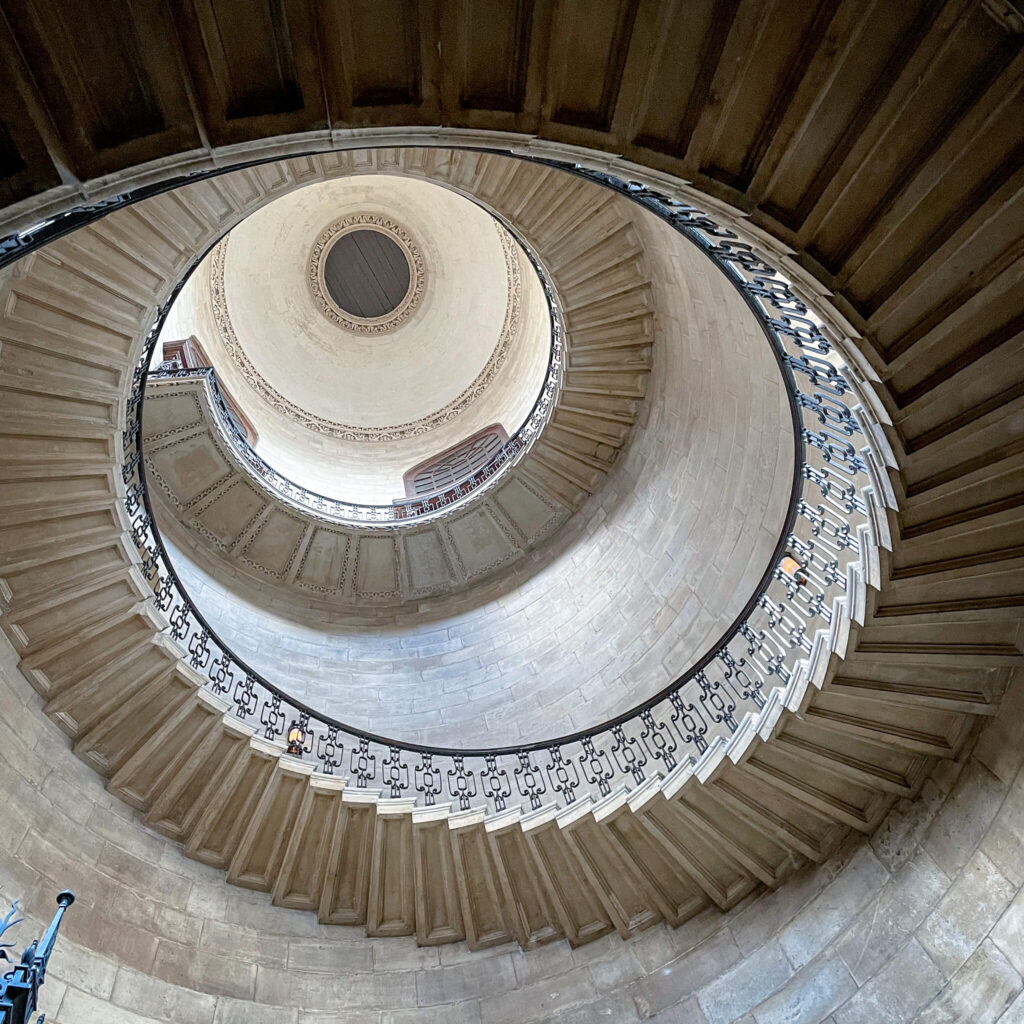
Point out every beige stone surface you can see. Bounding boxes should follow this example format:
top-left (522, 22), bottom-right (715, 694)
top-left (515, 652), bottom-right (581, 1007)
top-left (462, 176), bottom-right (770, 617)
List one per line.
top-left (0, 54), bottom-right (1020, 1019)
top-left (0, 142), bottom-right (1013, 968)
top-left (1, 633), bottom-right (1023, 1023)
top-left (151, 188), bottom-right (792, 745)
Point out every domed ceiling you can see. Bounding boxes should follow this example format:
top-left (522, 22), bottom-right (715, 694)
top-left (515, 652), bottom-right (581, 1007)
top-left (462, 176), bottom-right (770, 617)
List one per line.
top-left (159, 174), bottom-right (551, 504)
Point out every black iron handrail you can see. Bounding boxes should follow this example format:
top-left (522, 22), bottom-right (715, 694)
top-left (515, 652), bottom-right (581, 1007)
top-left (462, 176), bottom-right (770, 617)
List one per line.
top-left (5, 148), bottom-right (874, 815)
top-left (0, 890), bottom-right (74, 1024)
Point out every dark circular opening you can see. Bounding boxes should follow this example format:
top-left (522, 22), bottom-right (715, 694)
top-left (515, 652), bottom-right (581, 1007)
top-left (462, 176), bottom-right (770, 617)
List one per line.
top-left (322, 228), bottom-right (411, 319)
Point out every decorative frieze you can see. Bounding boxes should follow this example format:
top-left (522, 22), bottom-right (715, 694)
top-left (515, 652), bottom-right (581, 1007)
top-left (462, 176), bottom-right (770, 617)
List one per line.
top-left (209, 219), bottom-right (524, 443)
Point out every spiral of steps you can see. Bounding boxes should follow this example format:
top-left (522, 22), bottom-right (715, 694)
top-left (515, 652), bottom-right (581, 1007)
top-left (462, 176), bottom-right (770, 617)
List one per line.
top-left (0, 140), bottom-right (1015, 949)
top-left (0, 2), bottom-right (1021, 1021)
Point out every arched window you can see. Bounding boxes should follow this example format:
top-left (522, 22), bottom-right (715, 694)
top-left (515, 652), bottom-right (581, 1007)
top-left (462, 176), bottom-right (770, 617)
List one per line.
top-left (403, 424), bottom-right (509, 498)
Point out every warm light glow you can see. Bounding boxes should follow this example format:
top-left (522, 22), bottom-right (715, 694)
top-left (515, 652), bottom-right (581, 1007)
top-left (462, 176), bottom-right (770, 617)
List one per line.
top-left (286, 720), bottom-right (306, 756)
top-left (780, 554), bottom-right (807, 586)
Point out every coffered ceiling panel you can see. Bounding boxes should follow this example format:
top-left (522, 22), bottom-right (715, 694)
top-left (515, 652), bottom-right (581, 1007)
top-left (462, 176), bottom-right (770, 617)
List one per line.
top-left (451, 0), bottom-right (535, 113)
top-left (694, 0), bottom-right (836, 193)
top-left (630, 0), bottom-right (734, 161)
top-left (172, 0), bottom-right (326, 146)
top-left (242, 507), bottom-right (306, 577)
top-left (548, 0), bottom-right (638, 132)
top-left (139, 391), bottom-right (202, 439)
top-left (296, 530), bottom-right (349, 594)
top-left (400, 528), bottom-right (457, 597)
top-left (195, 480), bottom-right (266, 548)
top-left (354, 535), bottom-right (400, 600)
top-left (444, 506), bottom-right (521, 581)
top-left (1, 0), bottom-right (199, 178)
top-left (319, 0), bottom-right (439, 122)
top-left (0, 21), bottom-right (59, 206)
top-left (148, 432), bottom-right (233, 506)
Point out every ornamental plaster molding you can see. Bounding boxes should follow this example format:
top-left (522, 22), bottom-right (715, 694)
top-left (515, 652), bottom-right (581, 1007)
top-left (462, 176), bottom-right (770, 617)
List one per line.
top-left (208, 219), bottom-right (523, 443)
top-left (308, 213), bottom-right (425, 334)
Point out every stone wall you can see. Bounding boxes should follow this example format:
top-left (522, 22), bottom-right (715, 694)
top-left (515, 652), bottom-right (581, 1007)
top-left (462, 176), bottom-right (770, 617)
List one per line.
top-left (4, 625), bottom-right (1023, 1023)
top-left (169, 202), bottom-right (793, 747)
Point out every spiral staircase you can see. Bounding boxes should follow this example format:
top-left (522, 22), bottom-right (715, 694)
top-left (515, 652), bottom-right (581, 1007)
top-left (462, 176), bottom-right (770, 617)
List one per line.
top-left (141, 153), bottom-right (658, 617)
top-left (0, 2), bottom-right (1021, 1022)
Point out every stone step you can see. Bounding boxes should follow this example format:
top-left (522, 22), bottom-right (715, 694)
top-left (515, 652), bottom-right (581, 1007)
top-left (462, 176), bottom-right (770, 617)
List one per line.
top-left (0, 140), bottom-right (1011, 961)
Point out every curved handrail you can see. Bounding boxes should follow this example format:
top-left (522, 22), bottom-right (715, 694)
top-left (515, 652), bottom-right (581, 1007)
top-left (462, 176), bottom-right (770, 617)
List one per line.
top-left (112, 155), bottom-right (871, 814)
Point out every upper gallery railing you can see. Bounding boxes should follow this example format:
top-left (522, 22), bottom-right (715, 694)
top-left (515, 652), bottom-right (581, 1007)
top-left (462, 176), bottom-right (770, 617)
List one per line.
top-left (149, 229), bottom-right (564, 526)
top-left (111, 155), bottom-right (876, 814)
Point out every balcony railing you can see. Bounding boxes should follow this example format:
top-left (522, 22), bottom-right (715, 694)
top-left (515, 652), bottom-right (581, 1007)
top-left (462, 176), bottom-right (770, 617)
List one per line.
top-left (115, 156), bottom-right (879, 815)
top-left (148, 227), bottom-right (564, 526)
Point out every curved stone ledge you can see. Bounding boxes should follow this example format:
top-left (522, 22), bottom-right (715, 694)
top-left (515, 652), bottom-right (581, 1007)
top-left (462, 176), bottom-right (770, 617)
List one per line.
top-left (0, 140), bottom-right (1007, 811)
top-left (0, 7), bottom-right (1020, 1020)
top-left (142, 176), bottom-right (793, 743)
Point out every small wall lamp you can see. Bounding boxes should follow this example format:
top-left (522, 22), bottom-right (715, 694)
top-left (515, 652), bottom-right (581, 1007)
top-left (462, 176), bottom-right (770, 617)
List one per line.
top-left (286, 720), bottom-right (308, 757)
top-left (780, 553), bottom-right (808, 586)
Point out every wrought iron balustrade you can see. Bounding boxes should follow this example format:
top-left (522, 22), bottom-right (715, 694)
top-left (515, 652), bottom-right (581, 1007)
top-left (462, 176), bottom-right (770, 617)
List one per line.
top-left (146, 226), bottom-right (564, 526)
top-left (2, 149), bottom-right (878, 817)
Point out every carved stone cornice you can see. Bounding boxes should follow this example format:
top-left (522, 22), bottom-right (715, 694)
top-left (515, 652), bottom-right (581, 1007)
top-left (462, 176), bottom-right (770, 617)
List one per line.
top-left (209, 219), bottom-right (523, 443)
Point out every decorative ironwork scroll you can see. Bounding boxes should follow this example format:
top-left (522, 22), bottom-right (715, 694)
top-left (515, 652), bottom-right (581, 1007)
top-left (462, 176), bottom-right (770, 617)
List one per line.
top-left (6, 150), bottom-right (874, 817)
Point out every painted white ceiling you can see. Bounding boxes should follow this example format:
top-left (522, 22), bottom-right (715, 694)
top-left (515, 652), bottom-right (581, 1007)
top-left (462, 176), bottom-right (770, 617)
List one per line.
top-left (161, 174), bottom-right (551, 503)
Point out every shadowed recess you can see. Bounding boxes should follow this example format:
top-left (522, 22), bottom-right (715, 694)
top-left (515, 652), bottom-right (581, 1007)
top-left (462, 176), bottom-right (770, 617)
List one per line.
top-left (323, 228), bottom-right (411, 319)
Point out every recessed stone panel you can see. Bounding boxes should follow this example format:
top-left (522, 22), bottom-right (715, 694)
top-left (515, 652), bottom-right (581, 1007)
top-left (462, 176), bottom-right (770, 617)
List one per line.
top-left (194, 480), bottom-right (265, 548)
top-left (296, 529), bottom-right (349, 593)
top-left (354, 536), bottom-right (399, 599)
top-left (445, 507), bottom-right (520, 580)
top-left (144, 393), bottom-right (202, 437)
top-left (493, 477), bottom-right (559, 543)
top-left (148, 433), bottom-right (232, 506)
top-left (400, 529), bottom-right (456, 595)
top-left (242, 509), bottom-right (305, 576)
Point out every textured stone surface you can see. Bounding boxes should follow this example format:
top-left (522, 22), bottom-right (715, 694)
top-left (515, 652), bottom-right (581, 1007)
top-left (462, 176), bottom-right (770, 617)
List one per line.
top-left (696, 942), bottom-right (793, 1024)
top-left (917, 850), bottom-right (1015, 976)
top-left (832, 940), bottom-right (947, 1024)
top-left (751, 952), bottom-right (856, 1024)
top-left (916, 940), bottom-right (1022, 1024)
top-left (628, 928), bottom-right (742, 1017)
top-left (921, 762), bottom-right (1008, 878)
top-left (0, 95), bottom-right (1020, 1024)
top-left (776, 846), bottom-right (889, 970)
top-left (0, 638), bottom-right (1016, 1023)
top-left (992, 888), bottom-right (1024, 966)
top-left (835, 851), bottom-right (949, 984)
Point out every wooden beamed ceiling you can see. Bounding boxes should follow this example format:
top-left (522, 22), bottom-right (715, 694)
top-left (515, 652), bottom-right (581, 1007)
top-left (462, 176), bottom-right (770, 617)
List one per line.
top-left (0, 0), bottom-right (1021, 392)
